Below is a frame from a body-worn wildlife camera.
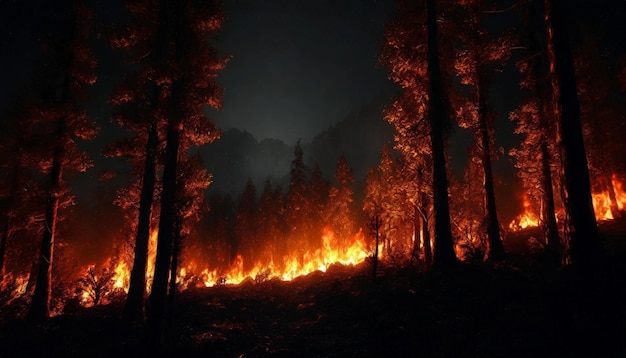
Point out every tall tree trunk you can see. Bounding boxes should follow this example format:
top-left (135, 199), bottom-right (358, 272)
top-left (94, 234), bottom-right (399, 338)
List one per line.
top-left (413, 205), bottom-right (421, 260)
top-left (0, 219), bottom-right (9, 283)
top-left (0, 162), bottom-right (19, 282)
top-left (477, 72), bottom-right (505, 261)
top-left (29, 120), bottom-right (65, 321)
top-left (426, 0), bottom-right (457, 269)
top-left (540, 138), bottom-right (561, 263)
top-left (422, 214), bottom-right (432, 268)
top-left (146, 0), bottom-right (185, 345)
top-left (146, 120), bottom-right (180, 344)
top-left (168, 214), bottom-right (182, 312)
top-left (124, 122), bottom-right (158, 322)
top-left (545, 0), bottom-right (599, 267)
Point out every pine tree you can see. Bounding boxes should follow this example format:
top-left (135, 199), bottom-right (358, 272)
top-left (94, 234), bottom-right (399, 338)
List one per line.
top-left (328, 157), bottom-right (356, 249)
top-left (26, 1), bottom-right (98, 320)
top-left (146, 0), bottom-right (225, 343)
top-left (285, 140), bottom-right (310, 256)
top-left (381, 0), bottom-right (457, 269)
top-left (510, 0), bottom-right (561, 264)
top-left (452, 0), bottom-right (513, 261)
top-left (426, 0), bottom-right (457, 269)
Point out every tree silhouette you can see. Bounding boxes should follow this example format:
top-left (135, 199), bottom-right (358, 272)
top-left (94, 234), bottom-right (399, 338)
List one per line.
top-left (544, 0), bottom-right (599, 267)
top-left (146, 0), bottom-right (225, 343)
top-left (27, 1), bottom-right (98, 321)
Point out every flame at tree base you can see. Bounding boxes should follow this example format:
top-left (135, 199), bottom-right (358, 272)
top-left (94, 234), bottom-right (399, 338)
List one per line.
top-left (509, 174), bottom-right (626, 232)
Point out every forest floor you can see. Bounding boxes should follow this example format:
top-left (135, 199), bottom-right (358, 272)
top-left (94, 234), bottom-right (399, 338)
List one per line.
top-left (1, 220), bottom-right (626, 357)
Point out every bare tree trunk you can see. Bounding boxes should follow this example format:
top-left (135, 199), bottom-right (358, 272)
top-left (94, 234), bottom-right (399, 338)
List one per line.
top-left (0, 220), bottom-right (9, 283)
top-left (124, 122), bottom-right (158, 323)
top-left (373, 212), bottom-right (379, 281)
top-left (168, 214), bottom-right (182, 311)
top-left (0, 162), bottom-right (19, 283)
top-left (146, 0), bottom-right (185, 345)
top-left (422, 214), bottom-right (432, 268)
top-left (146, 119), bottom-right (180, 344)
top-left (477, 73), bottom-right (505, 261)
top-left (427, 0), bottom-right (457, 270)
top-left (413, 205), bottom-right (421, 261)
top-left (29, 120), bottom-right (65, 321)
top-left (540, 139), bottom-right (561, 263)
top-left (545, 0), bottom-right (599, 267)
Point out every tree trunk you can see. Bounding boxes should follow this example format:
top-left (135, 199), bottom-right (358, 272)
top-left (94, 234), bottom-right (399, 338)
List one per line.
top-left (540, 139), bottom-right (561, 263)
top-left (373, 212), bottom-right (379, 281)
top-left (0, 162), bottom-right (19, 282)
top-left (146, 120), bottom-right (180, 344)
top-left (168, 214), bottom-right (182, 313)
top-left (422, 214), bottom-right (432, 268)
top-left (146, 0), bottom-right (185, 345)
top-left (426, 0), bottom-right (457, 270)
top-left (605, 175), bottom-right (620, 217)
top-left (29, 120), bottom-right (65, 321)
top-left (124, 122), bottom-right (158, 323)
top-left (477, 72), bottom-right (505, 261)
top-left (413, 205), bottom-right (421, 261)
top-left (0, 219), bottom-right (9, 283)
top-left (545, 0), bottom-right (599, 267)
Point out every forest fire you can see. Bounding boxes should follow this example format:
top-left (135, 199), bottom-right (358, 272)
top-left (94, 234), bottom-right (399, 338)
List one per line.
top-left (591, 174), bottom-right (626, 221)
top-left (509, 197), bottom-right (540, 231)
top-left (508, 175), bottom-right (626, 232)
top-left (175, 227), bottom-right (369, 285)
top-left (76, 227), bottom-right (370, 307)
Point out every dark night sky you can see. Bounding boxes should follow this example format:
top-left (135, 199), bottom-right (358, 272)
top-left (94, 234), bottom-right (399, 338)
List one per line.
top-left (1, 0), bottom-right (624, 209)
top-left (210, 0), bottom-right (398, 144)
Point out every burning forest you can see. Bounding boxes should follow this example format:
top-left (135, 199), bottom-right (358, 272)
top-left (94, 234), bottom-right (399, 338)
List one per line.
top-left (1, 0), bottom-right (626, 356)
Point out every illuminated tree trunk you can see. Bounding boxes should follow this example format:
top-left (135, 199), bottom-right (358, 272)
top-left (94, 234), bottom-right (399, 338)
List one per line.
top-left (422, 214), bottom-right (432, 268)
top-left (417, 168), bottom-right (433, 267)
top-left (545, 0), bottom-right (599, 267)
top-left (124, 122), bottom-right (158, 322)
top-left (29, 120), bottom-right (65, 321)
top-left (476, 74), bottom-right (505, 261)
top-left (605, 176), bottom-right (620, 217)
top-left (427, 0), bottom-right (457, 269)
top-left (413, 205), bottom-right (420, 260)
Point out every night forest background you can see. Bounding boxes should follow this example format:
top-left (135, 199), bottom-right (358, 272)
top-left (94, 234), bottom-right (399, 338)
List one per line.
top-left (1, 0), bottom-right (625, 356)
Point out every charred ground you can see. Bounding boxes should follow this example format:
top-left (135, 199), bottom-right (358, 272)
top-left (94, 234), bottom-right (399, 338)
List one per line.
top-left (1, 221), bottom-right (625, 357)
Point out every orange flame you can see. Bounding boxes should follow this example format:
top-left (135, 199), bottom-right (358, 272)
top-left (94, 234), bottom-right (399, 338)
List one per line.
top-left (75, 226), bottom-right (373, 305)
top-left (509, 174), bottom-right (626, 232)
top-left (179, 227), bottom-right (370, 287)
top-left (592, 174), bottom-right (626, 221)
top-left (509, 196), bottom-right (540, 231)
